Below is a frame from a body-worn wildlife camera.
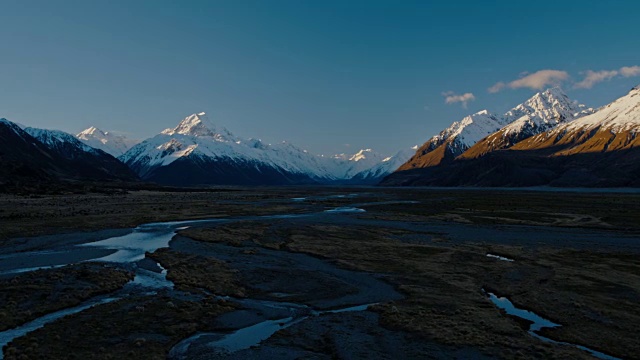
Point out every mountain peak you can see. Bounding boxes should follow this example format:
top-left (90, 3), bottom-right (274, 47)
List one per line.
top-left (474, 109), bottom-right (492, 116)
top-left (77, 126), bottom-right (106, 139)
top-left (350, 149), bottom-right (379, 162)
top-left (1, 118), bottom-right (26, 130)
top-left (504, 87), bottom-right (586, 124)
top-left (541, 86), bottom-right (566, 97)
top-left (167, 112), bottom-right (235, 141)
top-left (76, 126), bottom-right (137, 157)
top-left (173, 112), bottom-right (213, 135)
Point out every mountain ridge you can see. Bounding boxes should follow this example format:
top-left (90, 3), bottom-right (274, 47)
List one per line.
top-left (398, 87), bottom-right (591, 170)
top-left (382, 85), bottom-right (640, 188)
top-left (120, 112), bottom-right (410, 186)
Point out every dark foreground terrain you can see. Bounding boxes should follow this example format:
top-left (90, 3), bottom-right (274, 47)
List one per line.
top-left (0, 187), bottom-right (639, 359)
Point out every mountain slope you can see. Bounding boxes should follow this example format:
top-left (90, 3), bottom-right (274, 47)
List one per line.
top-left (398, 110), bottom-right (506, 170)
top-left (459, 88), bottom-right (593, 159)
top-left (76, 127), bottom-right (138, 157)
top-left (399, 88), bottom-right (590, 170)
top-left (1, 119), bottom-right (137, 189)
top-left (0, 119), bottom-right (59, 185)
top-left (25, 127), bottom-right (138, 181)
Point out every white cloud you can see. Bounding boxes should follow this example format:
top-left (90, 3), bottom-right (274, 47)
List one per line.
top-left (574, 70), bottom-right (619, 89)
top-left (488, 70), bottom-right (569, 93)
top-left (573, 65), bottom-right (640, 89)
top-left (488, 82), bottom-right (506, 93)
top-left (620, 66), bottom-right (640, 77)
top-left (442, 91), bottom-right (475, 108)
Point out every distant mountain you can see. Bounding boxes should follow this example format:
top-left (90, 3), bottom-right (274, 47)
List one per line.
top-left (328, 149), bottom-right (387, 179)
top-left (0, 119), bottom-right (137, 188)
top-left (120, 112), bottom-right (409, 186)
top-left (76, 127), bottom-right (138, 157)
top-left (121, 112), bottom-right (329, 186)
top-left (349, 147), bottom-right (417, 183)
top-left (398, 88), bottom-right (590, 170)
top-left (382, 86), bottom-right (640, 187)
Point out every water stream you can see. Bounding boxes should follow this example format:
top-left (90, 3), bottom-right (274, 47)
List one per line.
top-left (169, 302), bottom-right (377, 358)
top-left (487, 292), bottom-right (620, 360)
top-left (0, 296), bottom-right (120, 356)
top-left (486, 254), bottom-right (514, 262)
top-left (0, 207), bottom-right (375, 358)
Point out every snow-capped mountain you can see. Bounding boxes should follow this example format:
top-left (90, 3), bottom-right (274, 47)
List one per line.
top-left (120, 112), bottom-right (408, 186)
top-left (327, 149), bottom-right (387, 179)
top-left (76, 126), bottom-right (138, 157)
top-left (121, 112), bottom-right (337, 185)
top-left (460, 88), bottom-right (593, 159)
top-left (398, 88), bottom-right (590, 170)
top-left (382, 85), bottom-right (640, 187)
top-left (398, 110), bottom-right (509, 170)
top-left (350, 146), bottom-right (417, 183)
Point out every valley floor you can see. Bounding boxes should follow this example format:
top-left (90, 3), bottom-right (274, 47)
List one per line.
top-left (0, 187), bottom-right (639, 359)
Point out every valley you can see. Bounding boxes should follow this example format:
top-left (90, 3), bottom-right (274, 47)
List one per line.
top-left (3, 3), bottom-right (639, 359)
top-left (0, 187), bottom-right (638, 359)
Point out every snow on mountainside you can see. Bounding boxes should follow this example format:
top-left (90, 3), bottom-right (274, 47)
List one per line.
top-left (398, 87), bottom-right (590, 170)
top-left (432, 110), bottom-right (508, 149)
top-left (382, 85), bottom-right (640, 188)
top-left (161, 112), bottom-right (236, 141)
top-left (398, 110), bottom-right (507, 170)
top-left (0, 119), bottom-right (137, 183)
top-left (502, 87), bottom-right (591, 127)
top-left (121, 112), bottom-right (341, 184)
top-left (121, 112), bottom-right (406, 185)
top-left (329, 149), bottom-right (387, 179)
top-left (460, 88), bottom-right (593, 159)
top-left (76, 127), bottom-right (138, 157)
top-left (514, 85), bottom-right (640, 155)
top-left (26, 128), bottom-right (101, 156)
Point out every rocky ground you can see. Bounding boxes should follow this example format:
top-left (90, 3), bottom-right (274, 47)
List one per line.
top-left (0, 187), bottom-right (638, 359)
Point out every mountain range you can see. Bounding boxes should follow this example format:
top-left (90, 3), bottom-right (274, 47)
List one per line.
top-left (399, 87), bottom-right (593, 170)
top-left (2, 84), bottom-right (639, 189)
top-left (383, 85), bottom-right (640, 187)
top-left (119, 112), bottom-right (413, 186)
top-left (0, 114), bottom-right (413, 188)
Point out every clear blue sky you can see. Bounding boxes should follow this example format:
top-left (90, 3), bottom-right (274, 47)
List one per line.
top-left (1, 0), bottom-right (639, 155)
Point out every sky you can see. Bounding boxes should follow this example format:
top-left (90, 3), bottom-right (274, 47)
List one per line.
top-left (1, 0), bottom-right (639, 156)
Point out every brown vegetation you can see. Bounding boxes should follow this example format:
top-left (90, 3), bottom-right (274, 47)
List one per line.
top-left (0, 264), bottom-right (133, 331)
